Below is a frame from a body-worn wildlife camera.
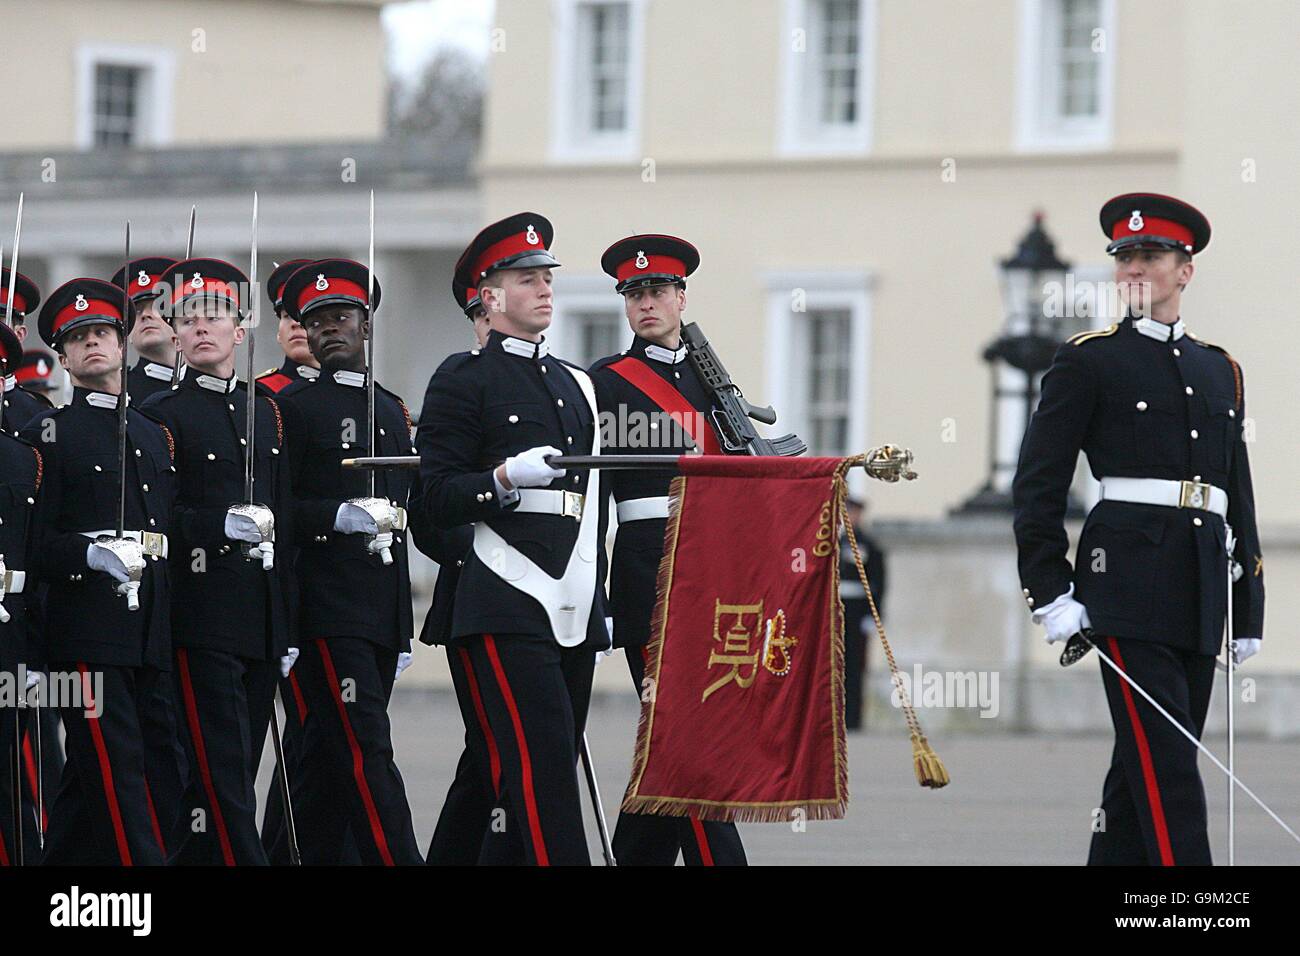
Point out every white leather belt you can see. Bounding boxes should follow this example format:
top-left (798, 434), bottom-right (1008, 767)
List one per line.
top-left (1, 570), bottom-right (26, 594)
top-left (1098, 477), bottom-right (1227, 518)
top-left (516, 489), bottom-right (584, 520)
top-left (80, 529), bottom-right (170, 558)
top-left (616, 496), bottom-right (669, 522)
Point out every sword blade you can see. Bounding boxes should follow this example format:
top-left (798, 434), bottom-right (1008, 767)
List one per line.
top-left (172, 205), bottom-right (197, 386)
top-left (116, 221), bottom-right (131, 538)
top-left (579, 733), bottom-right (616, 866)
top-left (366, 189), bottom-right (376, 499)
top-left (4, 193), bottom-right (23, 328)
top-left (244, 193), bottom-right (258, 503)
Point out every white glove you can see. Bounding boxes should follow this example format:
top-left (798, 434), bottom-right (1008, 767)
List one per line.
top-left (504, 445), bottom-right (565, 489)
top-left (1233, 638), bottom-right (1261, 665)
top-left (335, 499), bottom-right (394, 535)
top-left (1032, 586), bottom-right (1091, 646)
top-left (395, 650), bottom-right (413, 679)
top-left (87, 538), bottom-right (144, 584)
top-left (280, 647), bottom-right (300, 678)
top-left (225, 504), bottom-right (274, 544)
top-left (25, 669), bottom-right (41, 691)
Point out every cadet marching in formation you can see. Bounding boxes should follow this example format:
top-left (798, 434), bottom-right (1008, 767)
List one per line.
top-left (0, 191), bottom-right (1265, 866)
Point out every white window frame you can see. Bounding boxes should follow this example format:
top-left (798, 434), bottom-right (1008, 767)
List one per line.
top-left (545, 273), bottom-right (628, 364)
top-left (75, 42), bottom-right (175, 150)
top-left (1015, 0), bottom-right (1115, 152)
top-left (778, 0), bottom-right (877, 157)
top-left (764, 270), bottom-right (873, 493)
top-left (550, 0), bottom-right (647, 163)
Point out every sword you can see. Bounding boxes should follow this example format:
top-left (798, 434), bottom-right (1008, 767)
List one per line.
top-left (170, 205), bottom-right (197, 386)
top-left (4, 193), bottom-right (22, 329)
top-left (8, 700), bottom-right (19, 864)
top-left (1074, 629), bottom-right (1300, 853)
top-left (1225, 526), bottom-right (1237, 866)
top-left (579, 732), bottom-right (616, 866)
top-left (366, 190), bottom-right (376, 500)
top-left (32, 687), bottom-right (42, 851)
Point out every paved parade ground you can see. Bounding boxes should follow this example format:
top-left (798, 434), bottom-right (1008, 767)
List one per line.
top-left (258, 682), bottom-right (1300, 867)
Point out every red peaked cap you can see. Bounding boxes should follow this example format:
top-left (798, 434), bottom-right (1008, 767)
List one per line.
top-left (267, 258), bottom-right (315, 310)
top-left (1100, 192), bottom-right (1211, 256)
top-left (600, 234), bottom-right (700, 294)
top-left (37, 277), bottom-right (137, 348)
top-left (0, 267), bottom-right (41, 318)
top-left (452, 278), bottom-right (482, 318)
top-left (15, 348), bottom-right (58, 388)
top-left (110, 256), bottom-right (179, 302)
top-left (454, 212), bottom-right (560, 288)
top-left (280, 258), bottom-right (381, 322)
top-left (162, 258), bottom-right (250, 326)
top-left (0, 321), bottom-right (20, 371)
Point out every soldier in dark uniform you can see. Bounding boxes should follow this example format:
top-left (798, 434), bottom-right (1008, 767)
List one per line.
top-left (588, 234), bottom-right (747, 866)
top-left (414, 212), bottom-right (607, 866)
top-left (111, 257), bottom-right (179, 403)
top-left (255, 258), bottom-right (320, 395)
top-left (413, 278), bottom-right (507, 865)
top-left (2, 269), bottom-right (52, 437)
top-left (277, 258), bottom-right (422, 865)
top-left (10, 345), bottom-right (66, 859)
top-left (23, 278), bottom-right (184, 865)
top-left (840, 497), bottom-right (886, 731)
top-left (1013, 193), bottom-right (1264, 866)
top-left (140, 258), bottom-right (293, 865)
top-left (0, 428), bottom-right (41, 865)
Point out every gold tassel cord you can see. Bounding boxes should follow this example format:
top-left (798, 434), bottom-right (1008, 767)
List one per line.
top-left (835, 458), bottom-right (950, 789)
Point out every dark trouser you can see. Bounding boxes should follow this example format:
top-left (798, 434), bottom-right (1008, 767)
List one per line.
top-left (261, 670), bottom-right (358, 864)
top-left (426, 644), bottom-right (505, 865)
top-left (44, 663), bottom-right (182, 866)
top-left (463, 633), bottom-right (593, 866)
top-left (843, 599), bottom-right (870, 731)
top-left (289, 637), bottom-right (421, 865)
top-left (170, 647), bottom-right (278, 866)
top-left (1, 700), bottom-right (27, 865)
top-left (1088, 636), bottom-right (1216, 866)
top-left (611, 646), bottom-right (748, 866)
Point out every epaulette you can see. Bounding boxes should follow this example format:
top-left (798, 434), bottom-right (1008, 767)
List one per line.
top-left (586, 352), bottom-right (626, 376)
top-left (1188, 334), bottom-right (1243, 410)
top-left (436, 351), bottom-right (480, 374)
top-left (255, 366), bottom-right (279, 380)
top-left (1067, 323), bottom-right (1119, 346)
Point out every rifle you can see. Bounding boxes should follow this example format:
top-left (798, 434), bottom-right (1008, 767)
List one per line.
top-left (680, 321), bottom-right (806, 457)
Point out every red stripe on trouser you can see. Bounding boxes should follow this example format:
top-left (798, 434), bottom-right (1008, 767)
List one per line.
top-left (689, 818), bottom-right (715, 865)
top-left (144, 782), bottom-right (166, 856)
top-left (21, 732), bottom-right (46, 831)
top-left (0, 827), bottom-right (8, 865)
top-left (316, 639), bottom-right (395, 866)
top-left (457, 647), bottom-right (502, 795)
top-left (482, 635), bottom-right (549, 866)
top-left (176, 649), bottom-right (237, 866)
top-left (288, 671), bottom-right (308, 723)
top-left (1107, 638), bottom-right (1176, 866)
top-left (78, 663), bottom-right (133, 866)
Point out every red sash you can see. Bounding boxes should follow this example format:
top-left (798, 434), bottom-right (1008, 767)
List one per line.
top-left (607, 357), bottom-right (722, 455)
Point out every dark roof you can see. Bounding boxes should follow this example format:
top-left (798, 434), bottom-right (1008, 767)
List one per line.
top-left (0, 137), bottom-right (474, 197)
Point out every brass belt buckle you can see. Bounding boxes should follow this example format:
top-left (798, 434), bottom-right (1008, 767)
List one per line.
top-left (141, 531), bottom-right (166, 556)
top-left (1179, 480), bottom-right (1212, 511)
top-left (392, 506), bottom-right (408, 532)
top-left (562, 491), bottom-right (584, 520)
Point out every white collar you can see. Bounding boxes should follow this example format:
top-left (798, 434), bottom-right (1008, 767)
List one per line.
top-left (2, 374), bottom-right (14, 393)
top-left (1133, 317), bottom-right (1186, 342)
top-left (643, 342), bottom-right (687, 365)
top-left (500, 336), bottom-right (549, 359)
top-left (142, 361), bottom-right (173, 382)
top-left (85, 391), bottom-right (127, 409)
top-left (195, 373), bottom-right (239, 394)
top-left (333, 369), bottom-right (367, 388)
top-left (297, 365), bottom-right (320, 380)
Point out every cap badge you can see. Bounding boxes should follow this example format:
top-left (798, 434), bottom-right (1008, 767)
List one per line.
top-left (190, 273), bottom-right (204, 290)
top-left (525, 224), bottom-right (539, 246)
top-left (635, 250), bottom-right (648, 269)
top-left (315, 274), bottom-right (329, 291)
top-left (136, 270), bottom-right (151, 288)
top-left (36, 359), bottom-right (49, 375)
top-left (1128, 210), bottom-right (1144, 232)
top-left (74, 294), bottom-right (88, 311)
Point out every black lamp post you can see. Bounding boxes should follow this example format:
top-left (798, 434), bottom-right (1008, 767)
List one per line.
top-left (954, 212), bottom-right (1083, 516)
